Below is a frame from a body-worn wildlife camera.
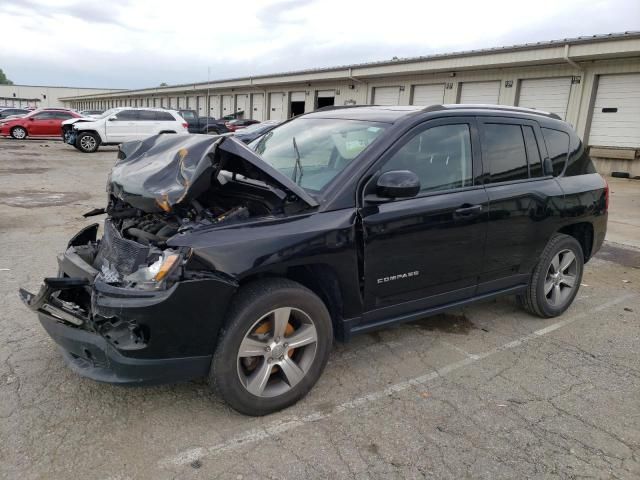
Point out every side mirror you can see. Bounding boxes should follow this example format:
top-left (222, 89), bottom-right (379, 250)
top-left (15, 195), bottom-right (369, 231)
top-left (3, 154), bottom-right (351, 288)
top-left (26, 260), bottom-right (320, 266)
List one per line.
top-left (28, 117), bottom-right (35, 121)
top-left (108, 117), bottom-right (117, 121)
top-left (376, 170), bottom-right (420, 199)
top-left (543, 157), bottom-right (554, 176)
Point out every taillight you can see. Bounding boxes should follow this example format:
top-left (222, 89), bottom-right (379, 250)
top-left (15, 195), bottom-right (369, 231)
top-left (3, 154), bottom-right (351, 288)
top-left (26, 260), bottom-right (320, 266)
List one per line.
top-left (603, 175), bottom-right (609, 211)
top-left (182, 122), bottom-right (188, 129)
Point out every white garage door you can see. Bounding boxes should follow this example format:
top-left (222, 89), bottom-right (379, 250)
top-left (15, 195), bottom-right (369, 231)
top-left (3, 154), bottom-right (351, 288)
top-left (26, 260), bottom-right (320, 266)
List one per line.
top-left (518, 77), bottom-right (571, 120)
top-left (317, 90), bottom-right (334, 98)
top-left (269, 92), bottom-right (285, 120)
top-left (589, 73), bottom-right (640, 148)
top-left (222, 95), bottom-right (233, 116)
top-left (236, 94), bottom-right (248, 118)
top-left (252, 93), bottom-right (264, 121)
top-left (373, 87), bottom-right (401, 105)
top-left (290, 92), bottom-right (305, 102)
top-left (209, 95), bottom-right (221, 118)
top-left (412, 84), bottom-right (445, 106)
top-left (459, 81), bottom-right (500, 104)
top-left (196, 96), bottom-right (206, 116)
top-left (187, 96), bottom-right (196, 109)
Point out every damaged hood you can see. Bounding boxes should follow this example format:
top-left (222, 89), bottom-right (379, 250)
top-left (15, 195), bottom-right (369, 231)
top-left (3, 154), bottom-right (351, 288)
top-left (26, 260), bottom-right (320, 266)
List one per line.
top-left (109, 134), bottom-right (318, 212)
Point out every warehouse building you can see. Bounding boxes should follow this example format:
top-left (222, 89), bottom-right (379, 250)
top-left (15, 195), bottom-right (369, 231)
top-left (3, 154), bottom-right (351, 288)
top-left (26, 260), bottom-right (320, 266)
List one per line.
top-left (0, 84), bottom-right (123, 109)
top-left (61, 32), bottom-right (640, 175)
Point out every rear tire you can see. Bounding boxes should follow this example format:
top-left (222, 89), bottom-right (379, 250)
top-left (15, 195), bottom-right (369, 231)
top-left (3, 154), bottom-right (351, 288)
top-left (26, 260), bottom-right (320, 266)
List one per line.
top-left (518, 233), bottom-right (584, 318)
top-left (76, 132), bottom-right (100, 153)
top-left (10, 126), bottom-right (27, 139)
top-left (210, 278), bottom-right (333, 416)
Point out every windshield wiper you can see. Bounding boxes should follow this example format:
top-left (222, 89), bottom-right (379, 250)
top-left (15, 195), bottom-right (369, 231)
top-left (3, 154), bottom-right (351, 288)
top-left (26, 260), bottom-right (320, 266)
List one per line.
top-left (291, 136), bottom-right (303, 185)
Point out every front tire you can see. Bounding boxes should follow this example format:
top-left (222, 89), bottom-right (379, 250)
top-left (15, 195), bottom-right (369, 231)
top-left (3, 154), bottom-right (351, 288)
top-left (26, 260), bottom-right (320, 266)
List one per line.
top-left (210, 278), bottom-right (333, 416)
top-left (76, 132), bottom-right (100, 153)
top-left (10, 126), bottom-right (27, 139)
top-left (519, 233), bottom-right (584, 318)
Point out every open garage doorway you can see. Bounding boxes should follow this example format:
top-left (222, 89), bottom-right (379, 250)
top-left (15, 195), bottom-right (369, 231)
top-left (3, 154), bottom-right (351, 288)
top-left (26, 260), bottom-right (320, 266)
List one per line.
top-left (290, 92), bottom-right (306, 117)
top-left (316, 90), bottom-right (335, 109)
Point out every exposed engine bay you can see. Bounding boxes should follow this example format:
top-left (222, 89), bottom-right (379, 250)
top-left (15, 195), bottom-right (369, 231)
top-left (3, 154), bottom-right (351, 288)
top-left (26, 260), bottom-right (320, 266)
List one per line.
top-left (80, 134), bottom-right (317, 290)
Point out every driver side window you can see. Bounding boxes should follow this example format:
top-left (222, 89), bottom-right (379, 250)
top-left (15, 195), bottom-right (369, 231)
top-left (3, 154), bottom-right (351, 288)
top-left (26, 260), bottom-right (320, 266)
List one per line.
top-left (31, 112), bottom-right (53, 120)
top-left (382, 124), bottom-right (473, 193)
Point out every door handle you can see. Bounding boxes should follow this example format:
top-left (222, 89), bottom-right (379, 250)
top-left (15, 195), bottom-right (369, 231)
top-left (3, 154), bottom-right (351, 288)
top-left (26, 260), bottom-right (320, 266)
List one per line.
top-left (454, 204), bottom-right (482, 218)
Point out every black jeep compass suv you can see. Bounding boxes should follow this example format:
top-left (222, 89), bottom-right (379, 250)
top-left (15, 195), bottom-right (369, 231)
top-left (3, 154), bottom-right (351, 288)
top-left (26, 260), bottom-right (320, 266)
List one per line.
top-left (21, 104), bottom-right (608, 415)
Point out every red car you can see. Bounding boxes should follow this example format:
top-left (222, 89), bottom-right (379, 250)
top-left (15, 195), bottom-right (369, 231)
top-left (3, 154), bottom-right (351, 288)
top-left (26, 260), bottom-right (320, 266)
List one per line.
top-left (0, 109), bottom-right (82, 139)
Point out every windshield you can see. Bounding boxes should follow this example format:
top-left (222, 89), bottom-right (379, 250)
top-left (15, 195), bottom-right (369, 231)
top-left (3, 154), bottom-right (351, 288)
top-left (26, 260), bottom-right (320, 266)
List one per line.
top-left (180, 111), bottom-right (197, 120)
top-left (250, 118), bottom-right (387, 192)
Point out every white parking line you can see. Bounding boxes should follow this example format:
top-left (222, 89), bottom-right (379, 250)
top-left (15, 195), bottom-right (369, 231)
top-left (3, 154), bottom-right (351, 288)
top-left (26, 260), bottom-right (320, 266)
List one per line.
top-left (159, 293), bottom-right (635, 469)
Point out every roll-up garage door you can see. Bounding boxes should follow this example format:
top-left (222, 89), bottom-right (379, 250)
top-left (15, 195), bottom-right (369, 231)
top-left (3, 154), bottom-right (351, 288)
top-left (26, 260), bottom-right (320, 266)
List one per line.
top-left (373, 87), bottom-right (401, 105)
top-left (196, 96), bottom-right (206, 116)
top-left (588, 73), bottom-right (640, 148)
top-left (517, 77), bottom-right (571, 120)
top-left (411, 84), bottom-right (445, 106)
top-left (269, 92), bottom-right (285, 120)
top-left (459, 81), bottom-right (500, 104)
top-left (222, 95), bottom-right (233, 116)
top-left (236, 94), bottom-right (248, 118)
top-left (209, 95), bottom-right (221, 118)
top-left (187, 96), bottom-right (196, 109)
top-left (252, 93), bottom-right (264, 121)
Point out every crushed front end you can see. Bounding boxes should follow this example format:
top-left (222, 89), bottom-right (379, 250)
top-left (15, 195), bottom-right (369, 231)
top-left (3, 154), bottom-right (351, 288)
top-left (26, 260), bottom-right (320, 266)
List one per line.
top-left (19, 134), bottom-right (315, 385)
top-left (20, 221), bottom-right (237, 385)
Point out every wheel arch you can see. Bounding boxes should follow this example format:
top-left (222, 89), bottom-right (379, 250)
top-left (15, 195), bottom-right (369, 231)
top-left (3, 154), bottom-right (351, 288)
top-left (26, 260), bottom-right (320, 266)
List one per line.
top-left (558, 222), bottom-right (594, 262)
top-left (237, 264), bottom-right (346, 340)
top-left (76, 129), bottom-right (101, 138)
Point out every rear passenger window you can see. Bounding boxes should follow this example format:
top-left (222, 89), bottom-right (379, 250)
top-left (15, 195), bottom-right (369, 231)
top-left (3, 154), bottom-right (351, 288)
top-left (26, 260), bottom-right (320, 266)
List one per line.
top-left (155, 111), bottom-right (175, 121)
top-left (482, 124), bottom-right (528, 182)
top-left (382, 124), bottom-right (473, 193)
top-left (138, 110), bottom-right (157, 121)
top-left (522, 126), bottom-right (543, 177)
top-left (115, 110), bottom-right (139, 121)
top-left (541, 128), bottom-right (569, 176)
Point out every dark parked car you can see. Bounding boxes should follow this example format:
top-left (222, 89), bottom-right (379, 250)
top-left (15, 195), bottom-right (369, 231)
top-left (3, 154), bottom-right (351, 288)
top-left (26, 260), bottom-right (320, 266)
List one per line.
top-left (232, 120), bottom-right (281, 143)
top-left (177, 109), bottom-right (230, 135)
top-left (0, 107), bottom-right (30, 119)
top-left (20, 105), bottom-right (607, 416)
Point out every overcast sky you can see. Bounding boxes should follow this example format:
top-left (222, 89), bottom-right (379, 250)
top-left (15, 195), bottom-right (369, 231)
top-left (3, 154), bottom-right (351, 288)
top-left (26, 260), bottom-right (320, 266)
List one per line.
top-left (1, 0), bottom-right (638, 89)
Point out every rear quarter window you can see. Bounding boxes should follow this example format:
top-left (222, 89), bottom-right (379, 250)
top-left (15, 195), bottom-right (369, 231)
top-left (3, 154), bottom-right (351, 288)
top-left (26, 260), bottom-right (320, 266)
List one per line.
top-left (541, 128), bottom-right (570, 176)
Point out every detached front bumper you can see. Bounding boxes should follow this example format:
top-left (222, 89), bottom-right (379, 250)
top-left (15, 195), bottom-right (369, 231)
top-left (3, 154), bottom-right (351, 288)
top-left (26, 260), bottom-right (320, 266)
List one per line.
top-left (20, 227), bottom-right (237, 385)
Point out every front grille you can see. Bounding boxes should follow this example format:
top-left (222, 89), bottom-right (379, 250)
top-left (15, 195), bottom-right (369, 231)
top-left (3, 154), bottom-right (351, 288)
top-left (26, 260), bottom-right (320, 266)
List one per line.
top-left (93, 220), bottom-right (149, 277)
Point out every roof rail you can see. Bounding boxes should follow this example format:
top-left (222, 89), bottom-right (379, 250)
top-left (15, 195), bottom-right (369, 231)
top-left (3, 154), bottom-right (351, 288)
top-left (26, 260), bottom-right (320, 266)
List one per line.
top-left (436, 104), bottom-right (562, 120)
top-left (314, 105), bottom-right (367, 112)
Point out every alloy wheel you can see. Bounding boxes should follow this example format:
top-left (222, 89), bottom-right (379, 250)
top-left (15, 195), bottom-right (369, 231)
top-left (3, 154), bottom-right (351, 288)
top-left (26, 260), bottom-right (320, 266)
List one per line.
top-left (80, 135), bottom-right (96, 151)
top-left (544, 249), bottom-right (577, 307)
top-left (237, 307), bottom-right (318, 398)
top-left (12, 127), bottom-right (26, 139)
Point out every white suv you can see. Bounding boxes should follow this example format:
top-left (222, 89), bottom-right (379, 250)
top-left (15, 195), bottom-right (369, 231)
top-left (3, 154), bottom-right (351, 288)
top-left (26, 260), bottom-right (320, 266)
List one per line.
top-left (67, 108), bottom-right (189, 153)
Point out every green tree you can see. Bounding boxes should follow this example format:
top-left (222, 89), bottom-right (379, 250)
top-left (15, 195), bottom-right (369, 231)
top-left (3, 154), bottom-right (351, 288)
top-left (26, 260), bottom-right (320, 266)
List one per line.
top-left (0, 68), bottom-right (13, 85)
top-left (159, 82), bottom-right (168, 87)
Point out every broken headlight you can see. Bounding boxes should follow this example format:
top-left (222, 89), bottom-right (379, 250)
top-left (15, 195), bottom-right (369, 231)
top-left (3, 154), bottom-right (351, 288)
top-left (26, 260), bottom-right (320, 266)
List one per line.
top-left (124, 249), bottom-right (183, 290)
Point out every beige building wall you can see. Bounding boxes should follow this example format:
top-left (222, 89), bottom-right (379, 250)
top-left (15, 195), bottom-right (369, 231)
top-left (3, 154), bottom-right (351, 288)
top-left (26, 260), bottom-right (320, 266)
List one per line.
top-left (0, 84), bottom-right (122, 108)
